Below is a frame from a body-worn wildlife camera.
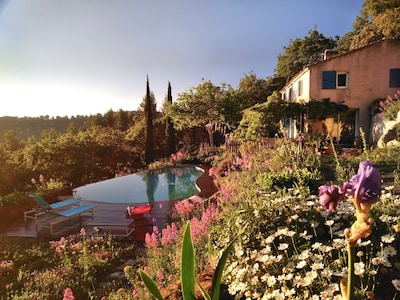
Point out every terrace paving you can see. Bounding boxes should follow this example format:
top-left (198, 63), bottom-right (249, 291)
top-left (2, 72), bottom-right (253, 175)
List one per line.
top-left (2, 165), bottom-right (218, 241)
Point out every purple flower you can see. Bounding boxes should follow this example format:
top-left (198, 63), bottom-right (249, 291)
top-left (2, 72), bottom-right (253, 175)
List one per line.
top-left (350, 161), bottom-right (381, 204)
top-left (319, 184), bottom-right (345, 212)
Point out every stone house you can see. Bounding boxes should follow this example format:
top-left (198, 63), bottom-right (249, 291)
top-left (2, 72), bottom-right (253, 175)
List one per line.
top-left (279, 39), bottom-right (400, 145)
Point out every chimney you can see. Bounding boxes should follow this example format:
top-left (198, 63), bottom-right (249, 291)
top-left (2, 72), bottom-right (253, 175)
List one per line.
top-left (323, 49), bottom-right (338, 60)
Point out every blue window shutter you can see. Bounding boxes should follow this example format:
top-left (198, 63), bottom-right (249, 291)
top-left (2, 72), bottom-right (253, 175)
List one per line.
top-left (322, 71), bottom-right (336, 89)
top-left (389, 69), bottom-right (400, 87)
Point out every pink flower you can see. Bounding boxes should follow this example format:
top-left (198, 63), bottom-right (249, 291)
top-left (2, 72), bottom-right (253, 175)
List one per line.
top-left (201, 204), bottom-right (219, 225)
top-left (319, 185), bottom-right (345, 212)
top-left (168, 274), bottom-right (175, 281)
top-left (55, 246), bottom-right (63, 254)
top-left (156, 269), bottom-right (164, 281)
top-left (152, 225), bottom-right (159, 235)
top-left (132, 289), bottom-right (139, 297)
top-left (63, 288), bottom-right (75, 300)
top-left (39, 174), bottom-right (45, 183)
top-left (208, 167), bottom-right (216, 176)
top-left (145, 232), bottom-right (158, 248)
top-left (161, 222), bottom-right (179, 245)
top-left (80, 228), bottom-right (86, 236)
top-left (189, 217), bottom-right (207, 243)
top-left (31, 178), bottom-right (36, 184)
top-left (72, 242), bottom-right (81, 249)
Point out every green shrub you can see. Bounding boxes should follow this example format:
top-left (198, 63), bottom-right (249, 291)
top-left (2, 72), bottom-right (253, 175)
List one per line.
top-left (0, 191), bottom-right (30, 208)
top-left (256, 168), bottom-right (322, 192)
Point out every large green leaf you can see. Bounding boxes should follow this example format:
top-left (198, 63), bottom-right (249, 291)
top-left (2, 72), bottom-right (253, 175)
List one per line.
top-left (210, 235), bottom-right (238, 300)
top-left (196, 278), bottom-right (211, 300)
top-left (139, 270), bottom-right (163, 300)
top-left (181, 223), bottom-right (196, 300)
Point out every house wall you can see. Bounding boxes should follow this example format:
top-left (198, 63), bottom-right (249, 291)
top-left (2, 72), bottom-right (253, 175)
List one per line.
top-left (309, 39), bottom-right (400, 139)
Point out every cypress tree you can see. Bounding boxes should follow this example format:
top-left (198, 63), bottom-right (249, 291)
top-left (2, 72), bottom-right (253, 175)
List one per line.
top-left (144, 75), bottom-right (155, 165)
top-left (165, 81), bottom-right (176, 156)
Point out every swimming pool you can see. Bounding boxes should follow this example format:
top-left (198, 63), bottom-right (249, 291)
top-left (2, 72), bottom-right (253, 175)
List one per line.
top-left (73, 165), bottom-right (203, 204)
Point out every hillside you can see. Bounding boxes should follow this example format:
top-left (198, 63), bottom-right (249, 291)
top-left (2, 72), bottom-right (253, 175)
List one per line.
top-left (0, 116), bottom-right (86, 142)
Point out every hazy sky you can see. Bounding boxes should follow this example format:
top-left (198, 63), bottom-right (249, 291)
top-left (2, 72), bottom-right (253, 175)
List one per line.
top-left (0, 0), bottom-right (364, 118)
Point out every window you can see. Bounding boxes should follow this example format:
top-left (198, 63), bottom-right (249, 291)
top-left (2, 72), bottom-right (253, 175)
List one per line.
top-left (390, 69), bottom-right (400, 87)
top-left (322, 71), bottom-right (336, 89)
top-left (337, 73), bottom-right (349, 88)
top-left (297, 80), bottom-right (303, 96)
top-left (322, 71), bottom-right (349, 89)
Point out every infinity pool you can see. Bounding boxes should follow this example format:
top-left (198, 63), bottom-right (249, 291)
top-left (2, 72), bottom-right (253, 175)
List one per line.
top-left (73, 165), bottom-right (203, 204)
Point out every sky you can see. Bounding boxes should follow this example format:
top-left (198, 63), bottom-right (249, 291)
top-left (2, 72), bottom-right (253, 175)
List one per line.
top-left (0, 0), bottom-right (364, 118)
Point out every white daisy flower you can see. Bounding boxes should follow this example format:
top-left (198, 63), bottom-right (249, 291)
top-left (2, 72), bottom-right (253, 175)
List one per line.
top-left (392, 279), bottom-right (400, 291)
top-left (381, 234), bottom-right (395, 244)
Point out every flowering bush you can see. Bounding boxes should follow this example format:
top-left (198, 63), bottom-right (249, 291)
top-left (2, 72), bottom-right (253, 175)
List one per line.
top-left (211, 171), bottom-right (400, 299)
top-left (30, 174), bottom-right (64, 191)
top-left (379, 90), bottom-right (400, 121)
top-left (1, 230), bottom-right (123, 299)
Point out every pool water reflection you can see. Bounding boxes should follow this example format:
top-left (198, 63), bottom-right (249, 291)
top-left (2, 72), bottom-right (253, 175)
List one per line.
top-left (73, 165), bottom-right (203, 204)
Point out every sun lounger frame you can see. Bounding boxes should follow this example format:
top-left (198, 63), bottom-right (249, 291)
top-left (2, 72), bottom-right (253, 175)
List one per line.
top-left (35, 204), bottom-right (95, 235)
top-left (87, 218), bottom-right (135, 238)
top-left (24, 194), bottom-right (81, 223)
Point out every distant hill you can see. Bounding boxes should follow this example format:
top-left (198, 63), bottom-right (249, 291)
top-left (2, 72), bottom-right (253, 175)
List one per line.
top-left (0, 116), bottom-right (87, 142)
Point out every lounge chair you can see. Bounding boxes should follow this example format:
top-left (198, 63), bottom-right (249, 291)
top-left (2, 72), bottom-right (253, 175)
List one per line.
top-left (24, 193), bottom-right (81, 222)
top-left (26, 193), bottom-right (95, 235)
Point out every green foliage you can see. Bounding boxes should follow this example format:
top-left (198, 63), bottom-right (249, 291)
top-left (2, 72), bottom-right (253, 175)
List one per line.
top-left (0, 191), bottom-right (29, 208)
top-left (256, 168), bottom-right (321, 192)
top-left (275, 29), bottom-right (337, 82)
top-left (196, 144), bottom-right (225, 165)
top-left (181, 223), bottom-right (196, 300)
top-left (144, 77), bottom-right (155, 165)
top-left (350, 0), bottom-right (400, 49)
top-left (234, 92), bottom-right (287, 141)
top-left (237, 71), bottom-right (272, 109)
top-left (0, 233), bottom-right (125, 299)
top-left (370, 146), bottom-right (400, 165)
top-left (139, 271), bottom-right (164, 300)
top-left (170, 80), bottom-right (240, 146)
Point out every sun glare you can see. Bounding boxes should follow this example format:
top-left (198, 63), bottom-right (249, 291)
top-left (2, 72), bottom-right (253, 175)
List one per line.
top-left (0, 82), bottom-right (134, 118)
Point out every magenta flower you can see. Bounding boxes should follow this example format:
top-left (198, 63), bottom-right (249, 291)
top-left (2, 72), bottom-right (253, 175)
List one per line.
top-left (319, 184), bottom-right (345, 212)
top-left (349, 160), bottom-right (381, 205)
top-left (63, 288), bottom-right (75, 300)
